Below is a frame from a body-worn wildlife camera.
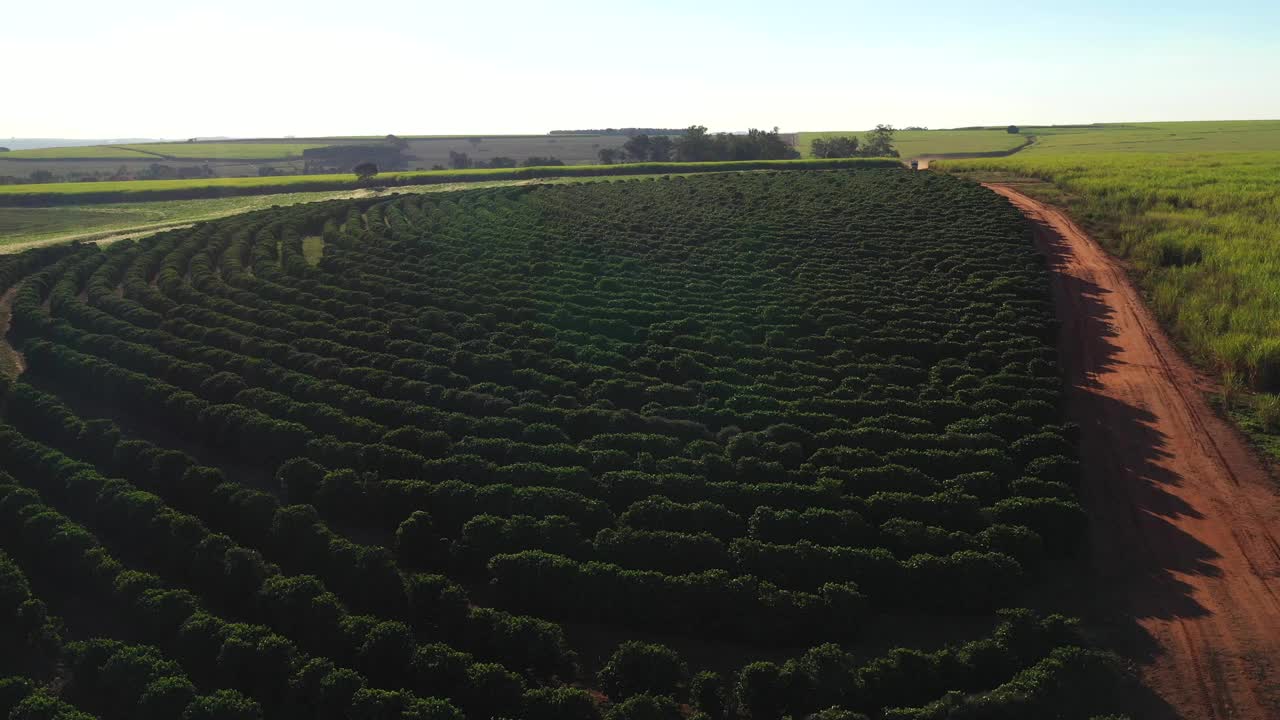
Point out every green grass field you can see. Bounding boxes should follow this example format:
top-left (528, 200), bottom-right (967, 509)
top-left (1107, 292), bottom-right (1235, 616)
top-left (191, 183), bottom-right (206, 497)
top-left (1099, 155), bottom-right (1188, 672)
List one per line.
top-left (797, 129), bottom-right (1027, 159)
top-left (937, 119), bottom-right (1280, 455)
top-left (1021, 120), bottom-right (1280, 153)
top-left (1, 145), bottom-right (158, 160)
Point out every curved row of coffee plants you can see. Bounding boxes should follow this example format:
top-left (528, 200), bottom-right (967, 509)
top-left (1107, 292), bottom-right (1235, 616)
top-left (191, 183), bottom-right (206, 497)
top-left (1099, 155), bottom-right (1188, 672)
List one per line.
top-left (0, 169), bottom-right (1131, 719)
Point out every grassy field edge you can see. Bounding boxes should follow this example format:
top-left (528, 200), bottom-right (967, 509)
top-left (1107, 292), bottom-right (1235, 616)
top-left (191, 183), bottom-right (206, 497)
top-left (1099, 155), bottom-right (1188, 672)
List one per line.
top-left (0, 158), bottom-right (900, 207)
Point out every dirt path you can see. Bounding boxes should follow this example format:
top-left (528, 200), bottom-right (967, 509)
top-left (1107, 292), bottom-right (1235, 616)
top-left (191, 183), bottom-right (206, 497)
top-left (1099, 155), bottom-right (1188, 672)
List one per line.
top-left (987, 183), bottom-right (1280, 720)
top-left (0, 287), bottom-right (25, 377)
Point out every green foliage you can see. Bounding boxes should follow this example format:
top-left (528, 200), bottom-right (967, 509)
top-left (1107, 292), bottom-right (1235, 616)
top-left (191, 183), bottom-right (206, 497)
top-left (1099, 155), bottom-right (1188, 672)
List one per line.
top-left (690, 671), bottom-right (726, 719)
top-left (598, 641), bottom-right (688, 701)
top-left (522, 687), bottom-right (601, 720)
top-left (0, 169), bottom-right (1123, 718)
top-left (137, 676), bottom-right (198, 720)
top-left (181, 689), bottom-right (263, 720)
top-left (1255, 393), bottom-right (1280, 432)
top-left (603, 694), bottom-right (682, 720)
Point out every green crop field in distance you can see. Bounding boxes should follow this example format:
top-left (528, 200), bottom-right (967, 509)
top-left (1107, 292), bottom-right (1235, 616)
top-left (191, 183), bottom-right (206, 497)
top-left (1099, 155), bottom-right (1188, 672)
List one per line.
top-left (1, 145), bottom-right (158, 159)
top-left (796, 129), bottom-right (1026, 159)
top-left (1020, 120), bottom-right (1280, 153)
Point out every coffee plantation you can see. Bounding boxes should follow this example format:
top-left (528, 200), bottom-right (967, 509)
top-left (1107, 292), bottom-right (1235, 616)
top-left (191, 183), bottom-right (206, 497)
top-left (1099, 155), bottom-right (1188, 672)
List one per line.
top-left (0, 169), bottom-right (1128, 719)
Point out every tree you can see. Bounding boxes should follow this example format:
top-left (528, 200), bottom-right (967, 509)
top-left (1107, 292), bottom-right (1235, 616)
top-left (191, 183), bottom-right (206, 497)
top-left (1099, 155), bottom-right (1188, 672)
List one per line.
top-left (597, 148), bottom-right (620, 165)
top-left (182, 689), bottom-right (262, 720)
top-left (276, 458), bottom-right (325, 505)
top-left (316, 667), bottom-right (366, 719)
top-left (622, 135), bottom-right (652, 162)
top-left (358, 622), bottom-right (416, 688)
top-left (649, 136), bottom-right (674, 162)
top-left (0, 147), bottom-right (9, 152)
top-left (522, 687), bottom-right (601, 720)
top-left (8, 690), bottom-right (96, 720)
top-left (810, 136), bottom-right (859, 159)
top-left (690, 672), bottom-right (725, 719)
top-left (354, 163), bottom-right (378, 181)
top-left (735, 662), bottom-right (785, 719)
top-left (395, 511), bottom-right (448, 569)
top-left (462, 663), bottom-right (525, 719)
top-left (862, 124), bottom-right (899, 157)
top-left (98, 644), bottom-right (184, 717)
top-left (675, 125), bottom-right (712, 161)
top-left (1007, 125), bottom-right (1020, 134)
top-left (448, 151), bottom-right (472, 170)
top-left (137, 676), bottom-right (198, 720)
top-left (603, 694), bottom-right (681, 720)
top-left (521, 156), bottom-right (564, 167)
top-left (598, 641), bottom-right (688, 701)
top-left (0, 677), bottom-right (33, 714)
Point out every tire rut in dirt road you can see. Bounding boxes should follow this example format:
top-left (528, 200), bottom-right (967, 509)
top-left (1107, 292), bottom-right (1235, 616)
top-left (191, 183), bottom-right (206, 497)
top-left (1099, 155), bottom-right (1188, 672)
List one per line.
top-left (986, 183), bottom-right (1280, 720)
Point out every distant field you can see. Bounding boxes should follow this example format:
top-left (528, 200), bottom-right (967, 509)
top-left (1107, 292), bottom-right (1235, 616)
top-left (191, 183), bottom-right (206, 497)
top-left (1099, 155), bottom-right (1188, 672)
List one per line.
top-left (1, 145), bottom-right (155, 160)
top-left (0, 158), bottom-right (899, 206)
top-left (1020, 120), bottom-right (1280, 153)
top-left (121, 142), bottom-right (328, 159)
top-left (3, 142), bottom-right (328, 161)
top-left (0, 180), bottom-right (556, 250)
top-left (796, 129), bottom-right (1026, 159)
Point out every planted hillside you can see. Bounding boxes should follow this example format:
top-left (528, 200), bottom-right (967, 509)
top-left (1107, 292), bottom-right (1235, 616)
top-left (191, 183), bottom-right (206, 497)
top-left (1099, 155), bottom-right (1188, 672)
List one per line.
top-left (0, 169), bottom-right (1128, 719)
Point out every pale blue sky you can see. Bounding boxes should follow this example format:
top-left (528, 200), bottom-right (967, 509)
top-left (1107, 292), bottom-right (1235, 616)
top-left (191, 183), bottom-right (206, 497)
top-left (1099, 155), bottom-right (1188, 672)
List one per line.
top-left (6, 0), bottom-right (1278, 138)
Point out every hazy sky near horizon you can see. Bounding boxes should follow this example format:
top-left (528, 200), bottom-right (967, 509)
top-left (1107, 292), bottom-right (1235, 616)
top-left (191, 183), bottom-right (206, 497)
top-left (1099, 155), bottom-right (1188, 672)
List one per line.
top-left (6, 0), bottom-right (1279, 139)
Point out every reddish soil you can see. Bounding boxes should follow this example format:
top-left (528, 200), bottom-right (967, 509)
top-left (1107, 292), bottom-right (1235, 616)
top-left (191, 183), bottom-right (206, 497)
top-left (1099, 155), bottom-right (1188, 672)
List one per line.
top-left (0, 287), bottom-right (25, 376)
top-left (987, 183), bottom-right (1280, 720)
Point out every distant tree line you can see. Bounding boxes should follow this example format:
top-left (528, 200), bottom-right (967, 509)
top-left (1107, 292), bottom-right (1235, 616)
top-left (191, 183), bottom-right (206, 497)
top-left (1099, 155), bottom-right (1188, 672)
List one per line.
top-left (810, 125), bottom-right (900, 159)
top-left (443, 152), bottom-right (566, 170)
top-left (598, 126), bottom-right (799, 164)
top-left (0, 162), bottom-right (217, 186)
top-left (550, 128), bottom-right (689, 136)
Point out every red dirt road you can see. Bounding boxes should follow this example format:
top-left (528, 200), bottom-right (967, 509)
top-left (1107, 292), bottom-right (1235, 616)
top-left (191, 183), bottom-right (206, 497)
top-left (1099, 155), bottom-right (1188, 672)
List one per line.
top-left (987, 183), bottom-right (1280, 720)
